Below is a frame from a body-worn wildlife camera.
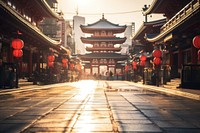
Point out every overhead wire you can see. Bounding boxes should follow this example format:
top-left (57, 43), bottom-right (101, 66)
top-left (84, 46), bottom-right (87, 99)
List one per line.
top-left (62, 10), bottom-right (142, 16)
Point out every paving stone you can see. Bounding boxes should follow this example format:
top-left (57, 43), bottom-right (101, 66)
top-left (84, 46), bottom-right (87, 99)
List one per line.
top-left (113, 113), bottom-right (148, 120)
top-left (73, 123), bottom-right (113, 132)
top-left (153, 120), bottom-right (196, 128)
top-left (0, 123), bottom-right (30, 133)
top-left (117, 124), bottom-right (162, 132)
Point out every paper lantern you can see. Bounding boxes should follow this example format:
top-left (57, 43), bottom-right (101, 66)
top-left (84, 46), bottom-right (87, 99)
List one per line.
top-left (62, 63), bottom-right (67, 68)
top-left (153, 57), bottom-right (161, 65)
top-left (76, 64), bottom-right (82, 71)
top-left (193, 35), bottom-right (200, 49)
top-left (125, 65), bottom-right (129, 72)
top-left (140, 55), bottom-right (147, 61)
top-left (152, 49), bottom-right (162, 58)
top-left (62, 59), bottom-right (68, 64)
top-left (12, 39), bottom-right (24, 50)
top-left (13, 49), bottom-right (23, 57)
top-left (132, 61), bottom-right (137, 66)
top-left (70, 63), bottom-right (74, 70)
top-left (140, 60), bottom-right (146, 67)
top-left (48, 55), bottom-right (55, 62)
top-left (48, 61), bottom-right (54, 67)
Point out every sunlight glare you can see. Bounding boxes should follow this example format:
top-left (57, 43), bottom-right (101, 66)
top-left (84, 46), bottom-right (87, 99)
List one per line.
top-left (74, 80), bottom-right (97, 99)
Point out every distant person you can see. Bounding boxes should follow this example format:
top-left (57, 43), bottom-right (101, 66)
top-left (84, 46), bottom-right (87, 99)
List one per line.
top-left (109, 71), bottom-right (113, 80)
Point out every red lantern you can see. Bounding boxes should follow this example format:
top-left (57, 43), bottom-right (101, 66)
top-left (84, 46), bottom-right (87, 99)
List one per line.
top-left (48, 55), bottom-right (55, 62)
top-left (132, 61), bottom-right (137, 66)
top-left (153, 57), bottom-right (161, 65)
top-left (140, 61), bottom-right (146, 67)
top-left (62, 63), bottom-right (67, 68)
top-left (70, 63), bottom-right (74, 70)
top-left (13, 49), bottom-right (23, 57)
top-left (152, 49), bottom-right (162, 58)
top-left (125, 65), bottom-right (129, 72)
top-left (48, 61), bottom-right (54, 67)
top-left (193, 35), bottom-right (200, 49)
top-left (76, 64), bottom-right (82, 71)
top-left (12, 39), bottom-right (24, 50)
top-left (62, 59), bottom-right (68, 64)
top-left (140, 55), bottom-right (147, 61)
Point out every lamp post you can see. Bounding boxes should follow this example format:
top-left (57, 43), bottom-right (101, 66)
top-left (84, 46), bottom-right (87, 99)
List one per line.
top-left (132, 61), bottom-right (137, 82)
top-left (125, 64), bottom-right (129, 80)
top-left (62, 58), bottom-right (68, 81)
top-left (12, 39), bottom-right (24, 88)
top-left (140, 55), bottom-right (146, 84)
top-left (152, 49), bottom-right (162, 86)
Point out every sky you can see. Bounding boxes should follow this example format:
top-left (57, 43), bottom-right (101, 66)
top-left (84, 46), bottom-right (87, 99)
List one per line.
top-left (57, 0), bottom-right (164, 33)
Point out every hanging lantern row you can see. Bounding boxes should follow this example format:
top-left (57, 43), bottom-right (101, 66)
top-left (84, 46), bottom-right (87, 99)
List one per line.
top-left (48, 55), bottom-right (55, 67)
top-left (12, 39), bottom-right (24, 58)
top-left (62, 58), bottom-right (68, 68)
top-left (193, 35), bottom-right (200, 61)
top-left (152, 49), bottom-right (162, 65)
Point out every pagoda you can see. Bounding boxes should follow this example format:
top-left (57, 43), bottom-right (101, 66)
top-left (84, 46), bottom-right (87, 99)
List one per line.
top-left (79, 15), bottom-right (127, 76)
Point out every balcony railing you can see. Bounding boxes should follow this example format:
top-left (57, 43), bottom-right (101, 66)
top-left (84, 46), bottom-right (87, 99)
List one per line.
top-left (161, 0), bottom-right (200, 33)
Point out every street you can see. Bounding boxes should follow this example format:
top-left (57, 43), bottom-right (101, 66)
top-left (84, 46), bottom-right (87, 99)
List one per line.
top-left (0, 80), bottom-right (200, 133)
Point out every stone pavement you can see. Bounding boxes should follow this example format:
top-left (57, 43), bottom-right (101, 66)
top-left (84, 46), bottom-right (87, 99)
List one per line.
top-left (1, 78), bottom-right (200, 101)
top-left (0, 80), bottom-right (200, 132)
top-left (106, 79), bottom-right (200, 101)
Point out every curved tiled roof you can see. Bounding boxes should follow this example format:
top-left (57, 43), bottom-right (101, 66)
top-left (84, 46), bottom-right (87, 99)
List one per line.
top-left (80, 16), bottom-right (126, 33)
top-left (79, 53), bottom-right (128, 61)
top-left (0, 1), bottom-right (70, 55)
top-left (146, 0), bottom-right (200, 42)
top-left (133, 19), bottom-right (166, 40)
top-left (81, 37), bottom-right (126, 44)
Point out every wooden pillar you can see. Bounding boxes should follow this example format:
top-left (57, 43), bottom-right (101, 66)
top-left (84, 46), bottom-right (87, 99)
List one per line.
top-left (191, 46), bottom-right (197, 64)
top-left (37, 52), bottom-right (40, 72)
top-left (98, 65), bottom-right (100, 75)
top-left (178, 47), bottom-right (182, 69)
top-left (9, 46), bottom-right (13, 62)
top-left (90, 61), bottom-right (92, 75)
top-left (28, 50), bottom-right (33, 77)
top-left (169, 47), bottom-right (173, 66)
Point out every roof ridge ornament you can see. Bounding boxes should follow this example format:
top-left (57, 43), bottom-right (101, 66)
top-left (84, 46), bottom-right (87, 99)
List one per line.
top-left (102, 13), bottom-right (105, 19)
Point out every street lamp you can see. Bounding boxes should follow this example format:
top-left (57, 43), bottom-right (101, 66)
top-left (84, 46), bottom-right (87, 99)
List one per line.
top-left (140, 55), bottom-right (146, 84)
top-left (193, 35), bottom-right (200, 61)
top-left (12, 38), bottom-right (24, 88)
top-left (152, 49), bottom-right (162, 86)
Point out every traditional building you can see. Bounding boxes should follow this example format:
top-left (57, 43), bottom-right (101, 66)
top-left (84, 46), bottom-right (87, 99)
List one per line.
top-left (134, 0), bottom-right (200, 88)
top-left (0, 0), bottom-right (70, 87)
top-left (79, 15), bottom-right (127, 76)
